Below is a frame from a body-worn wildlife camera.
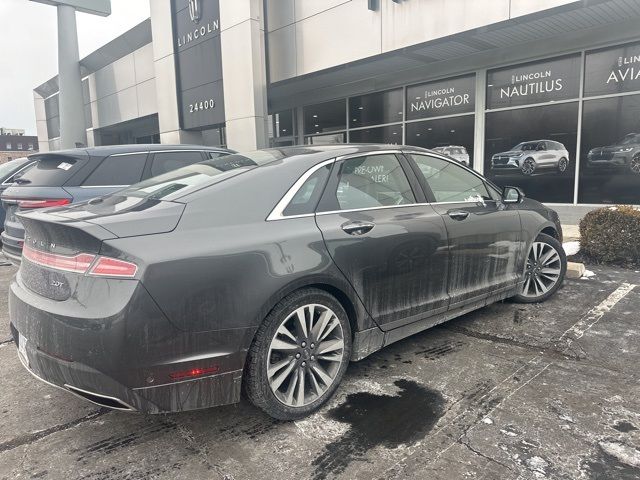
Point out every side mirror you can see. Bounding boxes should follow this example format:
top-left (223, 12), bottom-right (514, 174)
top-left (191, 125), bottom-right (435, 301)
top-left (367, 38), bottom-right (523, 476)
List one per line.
top-left (503, 186), bottom-right (524, 204)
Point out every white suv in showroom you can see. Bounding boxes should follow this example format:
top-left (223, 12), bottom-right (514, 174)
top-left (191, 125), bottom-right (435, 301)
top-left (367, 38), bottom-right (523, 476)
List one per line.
top-left (432, 146), bottom-right (470, 166)
top-left (491, 140), bottom-right (570, 175)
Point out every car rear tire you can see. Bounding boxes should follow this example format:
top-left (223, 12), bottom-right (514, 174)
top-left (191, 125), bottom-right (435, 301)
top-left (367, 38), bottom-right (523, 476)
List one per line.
top-left (512, 233), bottom-right (566, 304)
top-left (243, 288), bottom-right (352, 420)
top-left (521, 158), bottom-right (536, 176)
top-left (558, 157), bottom-right (568, 173)
top-left (630, 155), bottom-right (640, 174)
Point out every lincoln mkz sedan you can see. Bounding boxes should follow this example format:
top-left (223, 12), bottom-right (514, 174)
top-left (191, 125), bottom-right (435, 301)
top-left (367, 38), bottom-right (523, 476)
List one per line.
top-left (491, 140), bottom-right (570, 175)
top-left (10, 145), bottom-right (566, 420)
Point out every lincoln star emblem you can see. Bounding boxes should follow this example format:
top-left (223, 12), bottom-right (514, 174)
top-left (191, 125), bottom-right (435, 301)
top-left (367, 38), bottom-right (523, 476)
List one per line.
top-left (188, 0), bottom-right (202, 23)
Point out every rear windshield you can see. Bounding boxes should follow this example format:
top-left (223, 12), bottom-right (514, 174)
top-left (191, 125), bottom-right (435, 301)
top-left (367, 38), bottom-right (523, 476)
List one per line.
top-left (0, 157), bottom-right (30, 179)
top-left (121, 151), bottom-right (284, 201)
top-left (14, 154), bottom-right (86, 186)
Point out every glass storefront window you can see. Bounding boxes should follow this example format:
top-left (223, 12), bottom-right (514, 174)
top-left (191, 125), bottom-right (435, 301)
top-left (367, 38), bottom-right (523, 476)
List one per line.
top-left (486, 55), bottom-right (581, 109)
top-left (407, 75), bottom-right (475, 121)
top-left (484, 102), bottom-right (578, 203)
top-left (305, 133), bottom-right (346, 145)
top-left (272, 110), bottom-right (295, 138)
top-left (349, 124), bottom-right (403, 144)
top-left (348, 89), bottom-right (403, 128)
top-left (303, 100), bottom-right (346, 135)
top-left (406, 116), bottom-right (475, 168)
top-left (578, 94), bottom-right (640, 204)
top-left (585, 42), bottom-right (640, 97)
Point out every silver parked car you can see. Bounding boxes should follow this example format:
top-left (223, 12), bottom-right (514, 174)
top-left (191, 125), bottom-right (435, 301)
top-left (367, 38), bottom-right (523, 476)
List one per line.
top-left (491, 140), bottom-right (570, 176)
top-left (432, 145), bottom-right (470, 166)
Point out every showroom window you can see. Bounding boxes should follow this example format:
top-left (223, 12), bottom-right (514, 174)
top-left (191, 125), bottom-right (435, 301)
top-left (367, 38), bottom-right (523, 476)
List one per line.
top-left (303, 99), bottom-right (347, 144)
top-left (405, 75), bottom-right (476, 168)
top-left (484, 55), bottom-right (581, 203)
top-left (348, 89), bottom-right (403, 128)
top-left (578, 42), bottom-right (640, 204)
top-left (269, 110), bottom-right (296, 147)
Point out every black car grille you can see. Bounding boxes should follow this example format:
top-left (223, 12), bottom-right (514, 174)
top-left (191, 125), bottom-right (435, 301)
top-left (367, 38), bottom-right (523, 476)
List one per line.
top-left (493, 157), bottom-right (510, 165)
top-left (590, 150), bottom-right (614, 161)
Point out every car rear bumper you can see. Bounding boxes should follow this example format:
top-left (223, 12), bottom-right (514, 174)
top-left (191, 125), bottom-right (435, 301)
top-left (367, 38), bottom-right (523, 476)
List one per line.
top-left (9, 275), bottom-right (249, 413)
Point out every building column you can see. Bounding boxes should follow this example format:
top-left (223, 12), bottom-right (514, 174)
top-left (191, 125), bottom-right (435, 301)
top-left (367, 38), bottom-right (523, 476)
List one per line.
top-left (219, 0), bottom-right (269, 151)
top-left (473, 69), bottom-right (486, 173)
top-left (150, 0), bottom-right (203, 145)
top-left (33, 91), bottom-right (50, 153)
top-left (57, 5), bottom-right (87, 149)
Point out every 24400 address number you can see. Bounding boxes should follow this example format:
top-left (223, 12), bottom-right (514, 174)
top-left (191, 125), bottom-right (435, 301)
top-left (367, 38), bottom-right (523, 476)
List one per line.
top-left (189, 99), bottom-right (216, 113)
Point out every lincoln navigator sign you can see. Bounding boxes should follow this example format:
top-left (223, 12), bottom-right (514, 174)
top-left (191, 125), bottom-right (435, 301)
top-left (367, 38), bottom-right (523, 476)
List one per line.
top-left (172, 0), bottom-right (225, 130)
top-left (406, 75), bottom-right (475, 120)
top-left (584, 42), bottom-right (640, 97)
top-left (486, 55), bottom-right (581, 109)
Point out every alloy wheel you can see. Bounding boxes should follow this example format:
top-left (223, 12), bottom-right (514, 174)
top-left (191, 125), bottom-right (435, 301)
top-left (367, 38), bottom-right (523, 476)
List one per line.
top-left (522, 159), bottom-right (535, 175)
top-left (558, 158), bottom-right (568, 172)
top-left (521, 242), bottom-right (562, 298)
top-left (631, 156), bottom-right (640, 174)
top-left (267, 304), bottom-right (345, 408)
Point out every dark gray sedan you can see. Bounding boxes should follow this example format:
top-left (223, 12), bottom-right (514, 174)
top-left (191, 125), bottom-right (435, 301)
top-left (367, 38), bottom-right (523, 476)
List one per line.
top-left (9, 145), bottom-right (566, 420)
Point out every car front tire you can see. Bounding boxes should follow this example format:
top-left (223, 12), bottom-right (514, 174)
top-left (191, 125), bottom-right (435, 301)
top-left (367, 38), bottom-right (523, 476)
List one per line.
top-left (521, 158), bottom-right (536, 176)
top-left (513, 233), bottom-right (566, 304)
top-left (558, 157), bottom-right (568, 173)
top-left (243, 288), bottom-right (352, 420)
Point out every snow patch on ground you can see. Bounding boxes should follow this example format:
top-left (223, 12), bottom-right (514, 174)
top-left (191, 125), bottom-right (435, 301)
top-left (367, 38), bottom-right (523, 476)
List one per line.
top-left (599, 441), bottom-right (640, 468)
top-left (563, 241), bottom-right (580, 256)
top-left (581, 270), bottom-right (596, 279)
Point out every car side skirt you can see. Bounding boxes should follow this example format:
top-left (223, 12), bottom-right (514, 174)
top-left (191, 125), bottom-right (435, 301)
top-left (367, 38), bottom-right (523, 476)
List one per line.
top-left (351, 283), bottom-right (521, 361)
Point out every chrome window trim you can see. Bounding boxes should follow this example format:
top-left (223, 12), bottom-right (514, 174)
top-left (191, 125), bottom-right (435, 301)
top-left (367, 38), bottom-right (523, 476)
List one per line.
top-left (266, 149), bottom-right (495, 221)
top-left (1, 161), bottom-right (36, 186)
top-left (77, 185), bottom-right (128, 188)
top-left (109, 152), bottom-right (150, 157)
top-left (266, 158), bottom-right (337, 221)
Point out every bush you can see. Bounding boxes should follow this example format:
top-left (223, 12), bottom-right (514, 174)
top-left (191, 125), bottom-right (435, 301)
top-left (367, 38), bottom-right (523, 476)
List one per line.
top-left (580, 205), bottom-right (640, 265)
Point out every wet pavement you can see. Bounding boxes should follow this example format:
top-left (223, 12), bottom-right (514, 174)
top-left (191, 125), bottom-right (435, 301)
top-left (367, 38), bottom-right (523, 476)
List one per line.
top-left (1, 263), bottom-right (640, 479)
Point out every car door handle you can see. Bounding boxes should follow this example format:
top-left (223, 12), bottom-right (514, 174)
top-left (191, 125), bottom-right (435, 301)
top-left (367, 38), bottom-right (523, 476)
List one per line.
top-left (341, 221), bottom-right (375, 235)
top-left (448, 210), bottom-right (470, 221)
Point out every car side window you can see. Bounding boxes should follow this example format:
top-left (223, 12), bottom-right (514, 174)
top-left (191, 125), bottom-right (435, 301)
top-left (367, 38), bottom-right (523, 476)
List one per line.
top-left (83, 153), bottom-right (147, 186)
top-left (206, 151), bottom-right (228, 159)
top-left (283, 164), bottom-right (332, 216)
top-left (409, 154), bottom-right (492, 203)
top-left (538, 142), bottom-right (546, 151)
top-left (150, 152), bottom-right (205, 177)
top-left (334, 154), bottom-right (415, 210)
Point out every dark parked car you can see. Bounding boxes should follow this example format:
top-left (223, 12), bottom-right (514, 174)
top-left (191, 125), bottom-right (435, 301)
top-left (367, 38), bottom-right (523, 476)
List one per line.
top-left (1, 144), bottom-right (232, 264)
top-left (587, 133), bottom-right (640, 174)
top-left (0, 157), bottom-right (37, 234)
top-left (10, 145), bottom-right (566, 420)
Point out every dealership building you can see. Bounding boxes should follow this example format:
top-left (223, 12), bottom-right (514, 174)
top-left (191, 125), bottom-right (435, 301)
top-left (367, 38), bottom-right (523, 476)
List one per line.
top-left (33, 0), bottom-right (640, 217)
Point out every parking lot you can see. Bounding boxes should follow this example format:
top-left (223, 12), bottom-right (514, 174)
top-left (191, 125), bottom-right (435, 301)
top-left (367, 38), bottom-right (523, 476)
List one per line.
top-left (0, 263), bottom-right (639, 480)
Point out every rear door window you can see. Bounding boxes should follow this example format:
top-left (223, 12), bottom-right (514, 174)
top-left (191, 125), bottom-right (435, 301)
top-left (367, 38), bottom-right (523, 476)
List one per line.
top-left (149, 151), bottom-right (205, 177)
top-left (332, 154), bottom-right (416, 210)
top-left (13, 155), bottom-right (87, 186)
top-left (83, 153), bottom-right (147, 186)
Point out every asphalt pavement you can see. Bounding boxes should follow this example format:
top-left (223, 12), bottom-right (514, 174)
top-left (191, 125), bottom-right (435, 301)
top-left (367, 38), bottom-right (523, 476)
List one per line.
top-left (1, 263), bottom-right (640, 479)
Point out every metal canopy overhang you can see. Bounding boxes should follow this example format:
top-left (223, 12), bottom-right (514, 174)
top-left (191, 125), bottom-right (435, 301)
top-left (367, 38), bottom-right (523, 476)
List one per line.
top-left (267, 0), bottom-right (640, 111)
top-left (34, 18), bottom-right (152, 99)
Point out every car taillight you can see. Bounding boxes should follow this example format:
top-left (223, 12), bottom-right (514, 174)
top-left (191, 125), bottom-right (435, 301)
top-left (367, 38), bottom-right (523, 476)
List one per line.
top-left (23, 245), bottom-right (95, 274)
top-left (16, 198), bottom-right (71, 209)
top-left (88, 257), bottom-right (138, 278)
top-left (22, 244), bottom-right (137, 278)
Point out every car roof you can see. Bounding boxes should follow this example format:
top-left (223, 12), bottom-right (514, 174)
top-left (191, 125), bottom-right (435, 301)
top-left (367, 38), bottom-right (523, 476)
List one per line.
top-left (257, 144), bottom-right (432, 161)
top-left (28, 144), bottom-right (232, 159)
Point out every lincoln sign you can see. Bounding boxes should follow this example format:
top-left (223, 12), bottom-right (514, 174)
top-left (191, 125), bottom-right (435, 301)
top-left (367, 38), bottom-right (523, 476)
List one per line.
top-left (172, 0), bottom-right (225, 130)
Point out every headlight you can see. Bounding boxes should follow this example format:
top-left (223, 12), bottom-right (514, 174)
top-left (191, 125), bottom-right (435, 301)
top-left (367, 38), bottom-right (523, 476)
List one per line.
top-left (512, 152), bottom-right (524, 157)
top-left (616, 147), bottom-right (634, 152)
